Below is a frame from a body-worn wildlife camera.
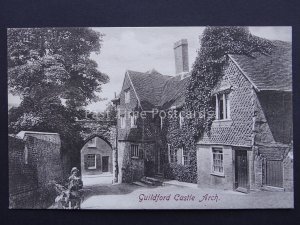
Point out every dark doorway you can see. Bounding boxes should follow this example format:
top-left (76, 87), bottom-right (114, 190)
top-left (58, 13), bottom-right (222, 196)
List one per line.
top-left (235, 150), bottom-right (248, 192)
top-left (155, 148), bottom-right (163, 175)
top-left (265, 160), bottom-right (283, 188)
top-left (102, 156), bottom-right (109, 172)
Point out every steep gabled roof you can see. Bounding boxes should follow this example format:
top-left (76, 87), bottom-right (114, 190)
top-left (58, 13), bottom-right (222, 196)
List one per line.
top-left (121, 41), bottom-right (291, 112)
top-left (127, 69), bottom-right (171, 110)
top-left (229, 40), bottom-right (292, 92)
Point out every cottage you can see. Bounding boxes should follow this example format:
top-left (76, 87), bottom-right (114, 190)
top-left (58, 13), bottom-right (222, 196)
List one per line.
top-left (113, 39), bottom-right (293, 192)
top-left (196, 40), bottom-right (293, 192)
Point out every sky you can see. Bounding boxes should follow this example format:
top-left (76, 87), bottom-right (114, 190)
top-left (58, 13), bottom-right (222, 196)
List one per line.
top-left (8, 26), bottom-right (292, 112)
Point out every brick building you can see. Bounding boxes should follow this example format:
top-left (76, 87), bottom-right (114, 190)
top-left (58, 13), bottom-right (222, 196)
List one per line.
top-left (9, 131), bottom-right (63, 208)
top-left (113, 39), bottom-right (293, 192)
top-left (113, 39), bottom-right (191, 183)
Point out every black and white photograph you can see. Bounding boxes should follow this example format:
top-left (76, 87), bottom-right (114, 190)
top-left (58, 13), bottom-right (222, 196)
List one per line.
top-left (7, 26), bottom-right (293, 209)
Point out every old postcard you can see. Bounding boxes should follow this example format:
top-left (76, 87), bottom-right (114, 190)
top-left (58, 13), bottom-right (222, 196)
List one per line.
top-left (8, 27), bottom-right (293, 209)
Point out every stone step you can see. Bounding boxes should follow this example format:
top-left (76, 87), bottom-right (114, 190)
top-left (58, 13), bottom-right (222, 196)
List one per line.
top-left (141, 176), bottom-right (163, 186)
top-left (154, 173), bottom-right (164, 179)
top-left (132, 181), bottom-right (150, 187)
top-left (140, 177), bottom-right (157, 186)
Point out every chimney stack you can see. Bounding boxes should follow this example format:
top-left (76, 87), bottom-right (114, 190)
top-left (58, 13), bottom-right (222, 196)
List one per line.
top-left (174, 39), bottom-right (189, 75)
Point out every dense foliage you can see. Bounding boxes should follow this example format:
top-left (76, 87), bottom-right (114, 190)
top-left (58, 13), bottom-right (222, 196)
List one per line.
top-left (164, 27), bottom-right (274, 183)
top-left (8, 28), bottom-right (109, 163)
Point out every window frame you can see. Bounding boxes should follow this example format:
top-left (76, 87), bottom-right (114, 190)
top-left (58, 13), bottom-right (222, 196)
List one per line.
top-left (182, 147), bottom-right (189, 165)
top-left (169, 145), bottom-right (177, 163)
top-left (215, 92), bottom-right (230, 120)
top-left (120, 115), bottom-right (126, 129)
top-left (24, 146), bottom-right (28, 164)
top-left (87, 154), bottom-right (97, 169)
top-left (130, 113), bottom-right (137, 128)
top-left (179, 111), bottom-right (184, 128)
top-left (125, 89), bottom-right (130, 103)
top-left (211, 147), bottom-right (224, 176)
top-left (130, 144), bottom-right (139, 159)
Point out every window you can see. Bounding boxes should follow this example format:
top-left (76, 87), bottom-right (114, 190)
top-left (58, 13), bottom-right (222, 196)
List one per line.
top-left (130, 113), bottom-right (137, 128)
top-left (120, 115), bottom-right (126, 128)
top-left (87, 138), bottom-right (97, 148)
top-left (179, 112), bottom-right (184, 128)
top-left (169, 145), bottom-right (177, 163)
top-left (24, 146), bottom-right (28, 164)
top-left (125, 89), bottom-right (130, 103)
top-left (87, 154), bottom-right (97, 169)
top-left (182, 147), bottom-right (189, 165)
top-left (212, 148), bottom-right (224, 175)
top-left (215, 93), bottom-right (230, 120)
top-left (131, 144), bottom-right (139, 158)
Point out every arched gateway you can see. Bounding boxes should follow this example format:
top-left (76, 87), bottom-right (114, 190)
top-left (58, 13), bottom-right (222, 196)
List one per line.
top-left (80, 134), bottom-right (114, 186)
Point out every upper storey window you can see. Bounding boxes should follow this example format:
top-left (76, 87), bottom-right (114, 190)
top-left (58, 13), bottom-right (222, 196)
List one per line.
top-left (125, 89), bottom-right (130, 103)
top-left (215, 93), bottom-right (230, 120)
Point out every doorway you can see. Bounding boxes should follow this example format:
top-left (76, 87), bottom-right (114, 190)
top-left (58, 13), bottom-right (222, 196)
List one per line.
top-left (102, 156), bottom-right (109, 172)
top-left (235, 150), bottom-right (248, 192)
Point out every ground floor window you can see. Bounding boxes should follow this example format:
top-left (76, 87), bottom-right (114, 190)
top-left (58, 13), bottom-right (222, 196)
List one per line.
top-left (87, 154), bottom-right (97, 169)
top-left (212, 147), bottom-right (224, 175)
top-left (169, 144), bottom-right (177, 163)
top-left (131, 144), bottom-right (139, 158)
top-left (181, 147), bottom-right (189, 165)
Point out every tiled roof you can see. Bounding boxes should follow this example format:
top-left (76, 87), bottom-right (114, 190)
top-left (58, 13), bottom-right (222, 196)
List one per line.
top-left (127, 69), bottom-right (171, 110)
top-left (125, 41), bottom-right (291, 112)
top-left (127, 69), bottom-right (190, 110)
top-left (229, 40), bottom-right (292, 92)
top-left (159, 74), bottom-right (190, 109)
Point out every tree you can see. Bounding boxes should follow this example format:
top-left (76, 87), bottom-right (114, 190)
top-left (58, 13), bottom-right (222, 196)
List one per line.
top-left (8, 28), bottom-right (109, 172)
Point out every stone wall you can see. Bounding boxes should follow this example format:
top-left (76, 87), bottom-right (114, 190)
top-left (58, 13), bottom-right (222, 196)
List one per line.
top-left (9, 136), bottom-right (38, 208)
top-left (9, 134), bottom-right (63, 208)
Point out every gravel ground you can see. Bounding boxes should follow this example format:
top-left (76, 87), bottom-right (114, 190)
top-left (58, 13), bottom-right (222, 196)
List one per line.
top-left (81, 183), bottom-right (294, 209)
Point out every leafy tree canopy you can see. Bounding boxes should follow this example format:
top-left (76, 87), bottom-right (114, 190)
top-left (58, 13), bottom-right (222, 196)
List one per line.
top-left (8, 28), bottom-right (109, 108)
top-left (8, 28), bottom-right (109, 155)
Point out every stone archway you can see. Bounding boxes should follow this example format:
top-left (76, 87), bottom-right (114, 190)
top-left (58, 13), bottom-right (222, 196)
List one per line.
top-left (80, 134), bottom-right (115, 186)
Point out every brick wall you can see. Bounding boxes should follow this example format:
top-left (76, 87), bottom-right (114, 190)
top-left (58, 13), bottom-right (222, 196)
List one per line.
top-left (26, 136), bottom-right (63, 188)
top-left (9, 136), bottom-right (38, 208)
top-left (9, 134), bottom-right (64, 208)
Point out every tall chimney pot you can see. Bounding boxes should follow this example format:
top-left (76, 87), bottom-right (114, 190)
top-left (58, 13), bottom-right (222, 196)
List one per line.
top-left (174, 39), bottom-right (189, 75)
